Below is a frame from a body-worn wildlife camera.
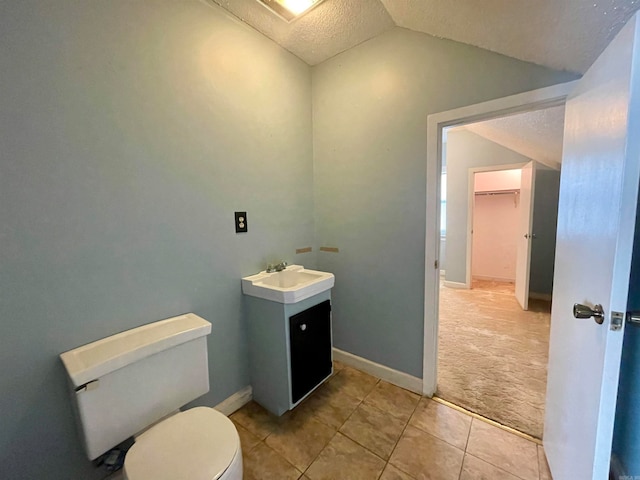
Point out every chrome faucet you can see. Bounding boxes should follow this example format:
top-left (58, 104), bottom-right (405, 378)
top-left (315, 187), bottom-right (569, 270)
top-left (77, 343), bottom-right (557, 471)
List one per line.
top-left (266, 261), bottom-right (288, 273)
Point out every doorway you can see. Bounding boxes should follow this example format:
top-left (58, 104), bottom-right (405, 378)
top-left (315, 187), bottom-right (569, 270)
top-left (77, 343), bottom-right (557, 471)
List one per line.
top-left (440, 116), bottom-right (562, 437)
top-left (424, 87), bottom-right (571, 439)
top-left (471, 168), bottom-right (522, 289)
top-left (438, 127), bottom-right (561, 437)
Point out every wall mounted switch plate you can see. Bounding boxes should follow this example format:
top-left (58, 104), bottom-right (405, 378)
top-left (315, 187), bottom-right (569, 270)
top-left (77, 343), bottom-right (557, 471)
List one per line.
top-left (235, 212), bottom-right (247, 233)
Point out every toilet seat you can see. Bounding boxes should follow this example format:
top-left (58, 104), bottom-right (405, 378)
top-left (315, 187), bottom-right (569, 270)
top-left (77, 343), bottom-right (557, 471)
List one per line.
top-left (123, 407), bottom-right (242, 480)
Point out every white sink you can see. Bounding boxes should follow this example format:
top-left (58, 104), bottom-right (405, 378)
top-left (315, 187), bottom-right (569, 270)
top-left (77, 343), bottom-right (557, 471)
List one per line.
top-left (242, 265), bottom-right (335, 304)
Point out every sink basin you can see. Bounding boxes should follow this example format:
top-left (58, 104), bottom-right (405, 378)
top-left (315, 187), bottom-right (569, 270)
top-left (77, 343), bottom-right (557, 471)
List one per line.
top-left (242, 265), bottom-right (335, 304)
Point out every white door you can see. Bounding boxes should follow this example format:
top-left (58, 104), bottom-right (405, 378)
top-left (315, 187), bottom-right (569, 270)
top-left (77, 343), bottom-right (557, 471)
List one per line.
top-left (515, 161), bottom-right (535, 310)
top-left (544, 13), bottom-right (640, 480)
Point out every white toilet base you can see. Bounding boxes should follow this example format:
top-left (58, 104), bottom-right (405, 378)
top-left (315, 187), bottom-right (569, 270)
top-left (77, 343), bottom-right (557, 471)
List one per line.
top-left (221, 446), bottom-right (243, 480)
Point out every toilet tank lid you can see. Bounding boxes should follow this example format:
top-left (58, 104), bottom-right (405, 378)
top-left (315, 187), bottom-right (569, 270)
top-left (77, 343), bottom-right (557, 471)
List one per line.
top-left (60, 313), bottom-right (211, 388)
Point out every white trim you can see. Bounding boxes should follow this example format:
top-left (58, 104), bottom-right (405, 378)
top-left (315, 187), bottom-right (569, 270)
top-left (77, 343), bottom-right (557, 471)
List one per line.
top-left (472, 275), bottom-right (516, 283)
top-left (214, 385), bottom-right (253, 416)
top-left (466, 162), bottom-right (527, 289)
top-left (443, 280), bottom-right (469, 289)
top-left (333, 348), bottom-right (423, 394)
top-left (424, 80), bottom-right (578, 396)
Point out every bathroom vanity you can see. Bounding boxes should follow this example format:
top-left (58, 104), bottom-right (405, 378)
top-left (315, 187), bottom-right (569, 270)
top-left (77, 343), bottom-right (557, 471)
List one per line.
top-left (242, 266), bottom-right (334, 415)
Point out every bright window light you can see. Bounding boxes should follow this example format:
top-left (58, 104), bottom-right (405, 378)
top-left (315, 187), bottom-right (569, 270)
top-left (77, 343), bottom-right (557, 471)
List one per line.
top-left (258, 0), bottom-right (325, 21)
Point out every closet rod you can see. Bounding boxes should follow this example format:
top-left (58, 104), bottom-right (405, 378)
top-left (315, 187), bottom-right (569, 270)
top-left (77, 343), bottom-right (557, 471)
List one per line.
top-left (474, 190), bottom-right (519, 196)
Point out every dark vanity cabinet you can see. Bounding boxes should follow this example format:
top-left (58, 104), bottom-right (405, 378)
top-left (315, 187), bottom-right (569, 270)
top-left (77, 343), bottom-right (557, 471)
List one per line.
top-left (289, 300), bottom-right (332, 404)
top-left (244, 290), bottom-right (333, 415)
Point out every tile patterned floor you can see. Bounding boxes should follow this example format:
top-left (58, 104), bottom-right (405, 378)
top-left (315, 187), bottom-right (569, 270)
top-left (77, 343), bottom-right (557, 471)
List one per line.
top-left (231, 363), bottom-right (553, 480)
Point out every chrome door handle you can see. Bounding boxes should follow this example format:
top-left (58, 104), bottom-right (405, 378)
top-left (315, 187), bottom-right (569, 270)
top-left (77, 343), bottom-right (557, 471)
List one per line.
top-left (573, 303), bottom-right (605, 324)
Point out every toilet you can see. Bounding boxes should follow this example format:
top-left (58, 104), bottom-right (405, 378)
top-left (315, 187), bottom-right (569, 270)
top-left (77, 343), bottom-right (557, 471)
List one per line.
top-left (60, 313), bottom-right (242, 480)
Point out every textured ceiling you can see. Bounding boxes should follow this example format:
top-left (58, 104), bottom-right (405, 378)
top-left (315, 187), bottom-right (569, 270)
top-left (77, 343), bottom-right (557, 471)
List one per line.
top-left (210, 0), bottom-right (395, 65)
top-left (211, 0), bottom-right (640, 72)
top-left (380, 0), bottom-right (640, 74)
top-left (457, 106), bottom-right (566, 169)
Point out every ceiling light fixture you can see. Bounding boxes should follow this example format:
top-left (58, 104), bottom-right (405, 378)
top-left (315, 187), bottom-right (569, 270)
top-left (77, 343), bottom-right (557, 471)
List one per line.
top-left (257, 0), bottom-right (325, 22)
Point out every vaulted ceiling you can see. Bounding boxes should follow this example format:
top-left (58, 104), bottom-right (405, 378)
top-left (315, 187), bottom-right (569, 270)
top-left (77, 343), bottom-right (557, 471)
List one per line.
top-left (462, 106), bottom-right (566, 169)
top-left (211, 0), bottom-right (640, 73)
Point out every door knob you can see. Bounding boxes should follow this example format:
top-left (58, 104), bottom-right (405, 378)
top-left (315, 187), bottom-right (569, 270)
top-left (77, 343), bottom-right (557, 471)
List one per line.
top-left (573, 303), bottom-right (605, 324)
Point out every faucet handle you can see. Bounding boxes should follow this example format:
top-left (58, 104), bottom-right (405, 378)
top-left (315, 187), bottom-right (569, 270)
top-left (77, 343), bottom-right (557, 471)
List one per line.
top-left (266, 261), bottom-right (288, 273)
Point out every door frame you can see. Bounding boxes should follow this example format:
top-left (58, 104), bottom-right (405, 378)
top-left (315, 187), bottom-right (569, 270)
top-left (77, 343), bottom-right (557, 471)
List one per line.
top-left (462, 163), bottom-right (527, 290)
top-left (423, 80), bottom-right (578, 396)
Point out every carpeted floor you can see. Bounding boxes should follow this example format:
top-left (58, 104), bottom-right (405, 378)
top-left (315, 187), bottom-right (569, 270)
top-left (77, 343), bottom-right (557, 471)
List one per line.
top-left (437, 279), bottom-right (551, 439)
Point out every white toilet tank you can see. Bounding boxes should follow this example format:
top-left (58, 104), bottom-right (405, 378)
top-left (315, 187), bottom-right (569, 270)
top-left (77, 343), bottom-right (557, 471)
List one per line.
top-left (60, 313), bottom-right (212, 460)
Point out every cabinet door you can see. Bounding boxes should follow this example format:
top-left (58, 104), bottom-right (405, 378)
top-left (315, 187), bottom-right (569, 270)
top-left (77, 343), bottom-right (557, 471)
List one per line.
top-left (289, 300), bottom-right (332, 404)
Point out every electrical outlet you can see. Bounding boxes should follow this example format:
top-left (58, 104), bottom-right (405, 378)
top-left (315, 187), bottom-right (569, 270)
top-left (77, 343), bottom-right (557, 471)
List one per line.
top-left (235, 212), bottom-right (247, 233)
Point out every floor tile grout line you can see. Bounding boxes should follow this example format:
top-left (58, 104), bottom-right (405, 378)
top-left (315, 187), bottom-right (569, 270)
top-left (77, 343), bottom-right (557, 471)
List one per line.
top-left (402, 398), bottom-right (471, 452)
top-left (456, 449), bottom-right (466, 480)
top-left (458, 418), bottom-right (539, 480)
top-left (432, 396), bottom-right (543, 445)
top-left (327, 370), bottom-right (419, 479)
top-left (463, 452), bottom-right (532, 480)
top-left (242, 362), bottom-right (545, 480)
top-left (298, 367), bottom-right (376, 477)
top-left (335, 376), bottom-right (422, 480)
top-left (258, 438), bottom-right (306, 477)
top-left (381, 394), bottom-right (422, 480)
top-left (536, 444), bottom-right (544, 480)
top-left (456, 415), bottom-right (475, 480)
top-left (319, 367), bottom-right (469, 479)
top-left (338, 421), bottom-right (395, 463)
top-left (299, 429), bottom-right (338, 478)
top-left (463, 417), bottom-right (473, 452)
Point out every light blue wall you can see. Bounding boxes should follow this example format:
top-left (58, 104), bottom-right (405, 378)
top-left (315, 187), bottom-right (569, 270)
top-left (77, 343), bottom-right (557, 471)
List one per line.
top-left (311, 28), bottom-right (577, 377)
top-left (0, 2), bottom-right (582, 476)
top-left (445, 130), bottom-right (535, 285)
top-left (612, 200), bottom-right (640, 475)
top-left (0, 1), bottom-right (313, 478)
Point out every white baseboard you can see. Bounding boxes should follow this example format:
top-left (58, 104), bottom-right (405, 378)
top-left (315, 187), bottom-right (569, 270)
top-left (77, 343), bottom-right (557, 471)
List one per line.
top-left (333, 348), bottom-right (423, 394)
top-left (439, 269), bottom-right (446, 277)
top-left (529, 291), bottom-right (552, 301)
top-left (443, 280), bottom-right (469, 289)
top-left (214, 385), bottom-right (253, 416)
top-left (472, 275), bottom-right (515, 283)
top-left (610, 453), bottom-right (626, 480)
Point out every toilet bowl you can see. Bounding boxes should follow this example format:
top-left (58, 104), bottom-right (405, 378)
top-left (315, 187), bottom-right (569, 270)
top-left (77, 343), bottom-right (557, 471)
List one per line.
top-left (60, 313), bottom-right (243, 480)
top-left (124, 407), bottom-right (242, 480)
